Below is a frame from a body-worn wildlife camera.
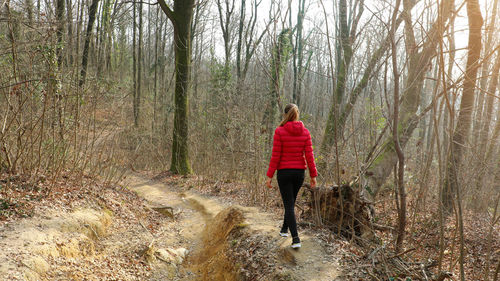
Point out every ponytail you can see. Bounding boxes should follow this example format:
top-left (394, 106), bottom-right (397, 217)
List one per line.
top-left (279, 104), bottom-right (299, 126)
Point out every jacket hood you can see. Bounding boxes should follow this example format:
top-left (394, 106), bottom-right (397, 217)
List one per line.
top-left (283, 121), bottom-right (305, 135)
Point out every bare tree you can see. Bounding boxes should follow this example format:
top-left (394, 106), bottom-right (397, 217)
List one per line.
top-left (321, 0), bottom-right (364, 156)
top-left (262, 28), bottom-right (292, 145)
top-left (362, 0), bottom-right (455, 201)
top-left (216, 0), bottom-right (236, 68)
top-left (291, 0), bottom-right (307, 106)
top-left (236, 0), bottom-right (272, 89)
top-left (389, 0), bottom-right (406, 253)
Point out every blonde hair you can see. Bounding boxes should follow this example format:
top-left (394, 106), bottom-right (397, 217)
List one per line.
top-left (279, 104), bottom-right (299, 126)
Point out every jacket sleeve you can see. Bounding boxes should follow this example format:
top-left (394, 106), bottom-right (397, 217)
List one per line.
top-left (266, 129), bottom-right (282, 178)
top-left (304, 130), bottom-right (318, 178)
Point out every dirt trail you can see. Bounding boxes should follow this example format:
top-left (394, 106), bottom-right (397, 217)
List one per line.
top-left (0, 174), bottom-right (342, 280)
top-left (125, 174), bottom-right (342, 280)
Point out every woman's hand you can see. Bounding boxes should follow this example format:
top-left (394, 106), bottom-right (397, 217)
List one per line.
top-left (310, 177), bottom-right (317, 188)
top-left (266, 177), bottom-right (273, 189)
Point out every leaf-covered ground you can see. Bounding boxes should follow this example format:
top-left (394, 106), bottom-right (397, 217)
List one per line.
top-left (1, 171), bottom-right (498, 280)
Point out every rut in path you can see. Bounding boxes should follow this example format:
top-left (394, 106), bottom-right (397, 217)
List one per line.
top-left (126, 174), bottom-right (342, 281)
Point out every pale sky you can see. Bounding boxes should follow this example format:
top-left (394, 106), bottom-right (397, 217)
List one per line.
top-left (207, 0), bottom-right (495, 74)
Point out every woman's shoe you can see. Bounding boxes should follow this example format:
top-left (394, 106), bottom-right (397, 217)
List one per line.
top-left (279, 227), bottom-right (288, 237)
top-left (291, 237), bottom-right (301, 248)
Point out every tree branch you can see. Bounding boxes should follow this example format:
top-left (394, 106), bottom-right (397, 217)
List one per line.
top-left (157, 0), bottom-right (175, 22)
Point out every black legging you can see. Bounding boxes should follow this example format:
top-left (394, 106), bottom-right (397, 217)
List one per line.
top-left (277, 169), bottom-right (305, 238)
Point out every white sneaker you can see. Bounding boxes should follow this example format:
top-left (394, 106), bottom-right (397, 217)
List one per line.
top-left (291, 242), bottom-right (301, 248)
top-left (279, 232), bottom-right (289, 237)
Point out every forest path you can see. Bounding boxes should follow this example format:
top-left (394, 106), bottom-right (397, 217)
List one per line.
top-left (125, 173), bottom-right (342, 280)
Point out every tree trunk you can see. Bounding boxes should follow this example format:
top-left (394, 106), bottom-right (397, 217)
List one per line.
top-left (55, 0), bottom-right (65, 139)
top-left (56, 0), bottom-right (65, 67)
top-left (37, 0), bottom-right (40, 21)
top-left (237, 0), bottom-right (270, 91)
top-left (79, 0), bottom-right (99, 87)
top-left (236, 0), bottom-right (245, 82)
top-left (66, 0), bottom-right (73, 66)
top-left (442, 0), bottom-right (483, 212)
top-left (158, 0), bottom-right (195, 175)
top-left (473, 0), bottom-right (499, 145)
top-left (292, 0), bottom-right (305, 106)
top-left (97, 0), bottom-right (111, 76)
top-left (484, 102), bottom-right (500, 176)
top-left (75, 0), bottom-right (83, 66)
top-left (136, 0), bottom-right (143, 126)
top-left (26, 0), bottom-right (34, 25)
top-left (320, 0), bottom-right (354, 154)
top-left (152, 7), bottom-right (160, 135)
top-left (93, 1), bottom-right (101, 65)
top-left (105, 1), bottom-right (115, 73)
top-left (132, 1), bottom-right (138, 126)
top-left (215, 0), bottom-right (235, 69)
top-left (441, 11), bottom-right (456, 167)
top-left (262, 29), bottom-right (292, 146)
top-left (473, 48), bottom-right (500, 201)
top-left (389, 0), bottom-right (405, 253)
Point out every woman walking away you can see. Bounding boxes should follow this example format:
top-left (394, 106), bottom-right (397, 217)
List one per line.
top-left (266, 104), bottom-right (317, 249)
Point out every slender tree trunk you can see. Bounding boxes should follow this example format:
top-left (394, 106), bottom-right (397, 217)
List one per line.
top-left (56, 0), bottom-right (65, 67)
top-left (321, 0), bottom-right (353, 154)
top-left (441, 11), bottom-right (456, 166)
top-left (321, 0), bottom-right (382, 156)
top-left (389, 0), bottom-right (406, 253)
top-left (473, 48), bottom-right (500, 201)
top-left (236, 0), bottom-right (245, 82)
top-left (147, 0), bottom-right (152, 67)
top-left (292, 0), bottom-right (305, 106)
top-left (443, 0), bottom-right (483, 212)
top-left (75, 0), bottom-right (83, 66)
top-left (153, 7), bottom-right (160, 135)
top-left (26, 0), bottom-right (34, 24)
top-left (105, 2), bottom-right (114, 73)
top-left (66, 0), bottom-right (73, 66)
top-left (79, 0), bottom-right (99, 87)
top-left (93, 1), bottom-right (101, 65)
top-left (473, 0), bottom-right (498, 145)
top-left (37, 0), bottom-right (40, 21)
top-left (216, 0), bottom-right (235, 69)
top-left (136, 0), bottom-right (143, 126)
top-left (55, 0), bottom-right (65, 139)
top-left (262, 29), bottom-right (292, 146)
top-left (485, 103), bottom-right (500, 172)
top-left (132, 1), bottom-right (138, 126)
top-left (97, 0), bottom-right (110, 76)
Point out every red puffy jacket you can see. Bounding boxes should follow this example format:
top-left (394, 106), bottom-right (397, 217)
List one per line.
top-left (266, 121), bottom-right (318, 178)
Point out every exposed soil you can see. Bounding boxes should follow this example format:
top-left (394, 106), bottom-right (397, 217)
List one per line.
top-left (0, 173), bottom-right (343, 280)
top-left (126, 173), bottom-right (342, 280)
top-left (5, 171), bottom-right (496, 280)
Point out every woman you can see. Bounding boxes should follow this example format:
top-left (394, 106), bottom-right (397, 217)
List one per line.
top-left (266, 103), bottom-right (317, 249)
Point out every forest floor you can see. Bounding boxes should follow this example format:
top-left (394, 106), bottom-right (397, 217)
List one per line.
top-left (1, 170), bottom-right (498, 280)
top-left (0, 172), bottom-right (343, 280)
